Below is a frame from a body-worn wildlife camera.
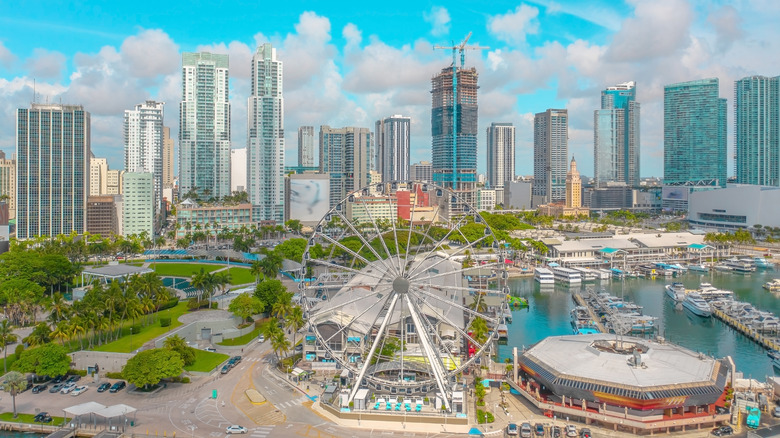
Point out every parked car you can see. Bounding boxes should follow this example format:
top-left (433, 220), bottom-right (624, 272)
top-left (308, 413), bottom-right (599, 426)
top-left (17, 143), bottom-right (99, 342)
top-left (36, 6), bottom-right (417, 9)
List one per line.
top-left (97, 382), bottom-right (111, 392)
top-left (20, 381), bottom-right (33, 392)
top-left (535, 423), bottom-right (545, 436)
top-left (32, 384), bottom-right (48, 394)
top-left (506, 423), bottom-right (518, 436)
top-left (712, 425), bottom-right (733, 436)
top-left (109, 381), bottom-right (126, 393)
top-left (221, 365), bottom-right (231, 374)
top-left (580, 428), bottom-right (592, 438)
top-left (228, 356), bottom-right (242, 365)
top-left (71, 385), bottom-right (88, 396)
top-left (520, 422), bottom-right (532, 438)
top-left (52, 375), bottom-right (66, 384)
top-left (774, 406), bottom-right (780, 417)
top-left (50, 383), bottom-right (64, 393)
top-left (225, 425), bottom-right (247, 434)
top-left (257, 335), bottom-right (265, 343)
top-left (551, 426), bottom-right (562, 438)
top-left (566, 425), bottom-right (577, 437)
top-left (205, 347), bottom-right (217, 352)
top-left (60, 383), bottom-right (77, 394)
top-left (66, 375), bottom-right (81, 384)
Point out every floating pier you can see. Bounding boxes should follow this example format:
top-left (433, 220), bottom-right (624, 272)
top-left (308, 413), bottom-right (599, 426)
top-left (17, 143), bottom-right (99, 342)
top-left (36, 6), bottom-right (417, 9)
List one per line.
top-left (711, 306), bottom-right (780, 351)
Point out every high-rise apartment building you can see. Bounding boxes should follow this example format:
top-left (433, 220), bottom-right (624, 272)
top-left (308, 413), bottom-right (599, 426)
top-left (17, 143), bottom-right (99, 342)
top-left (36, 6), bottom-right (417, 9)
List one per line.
top-left (486, 122), bottom-right (515, 190)
top-left (0, 151), bottom-right (15, 219)
top-left (319, 126), bottom-right (372, 206)
top-left (298, 126), bottom-right (315, 167)
top-left (89, 156), bottom-right (108, 196)
top-left (231, 148), bottom-right (247, 192)
top-left (125, 100), bottom-right (164, 214)
top-left (664, 78), bottom-right (727, 187)
top-left (16, 103), bottom-right (90, 239)
top-left (594, 81), bottom-right (640, 187)
top-left (410, 161), bottom-right (433, 183)
top-left (533, 109), bottom-right (569, 205)
top-left (162, 126), bottom-right (174, 187)
top-left (247, 43), bottom-right (284, 223)
top-left (375, 115), bottom-right (411, 183)
top-left (431, 66), bottom-right (478, 201)
top-left (122, 172), bottom-right (154, 237)
top-left (179, 52), bottom-right (231, 199)
top-left (107, 170), bottom-right (124, 195)
top-left (735, 76), bottom-right (780, 186)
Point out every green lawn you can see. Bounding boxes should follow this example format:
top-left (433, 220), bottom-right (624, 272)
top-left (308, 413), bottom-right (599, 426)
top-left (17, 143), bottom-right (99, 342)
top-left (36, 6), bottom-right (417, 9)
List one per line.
top-left (184, 350), bottom-right (230, 372)
top-left (217, 326), bottom-right (261, 346)
top-left (227, 267), bottom-right (255, 285)
top-left (153, 263), bottom-right (223, 277)
top-left (93, 302), bottom-right (189, 353)
top-left (0, 412), bottom-right (66, 426)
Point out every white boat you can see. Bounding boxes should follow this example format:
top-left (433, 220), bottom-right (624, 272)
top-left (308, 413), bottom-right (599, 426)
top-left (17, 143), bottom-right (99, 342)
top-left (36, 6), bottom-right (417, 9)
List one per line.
top-left (665, 282), bottom-right (686, 302)
top-left (534, 267), bottom-right (554, 284)
top-left (723, 258), bottom-right (756, 273)
top-left (697, 283), bottom-right (734, 301)
top-left (572, 267), bottom-right (598, 282)
top-left (596, 269), bottom-right (613, 280)
top-left (682, 293), bottom-right (712, 317)
top-left (688, 264), bottom-right (709, 273)
top-left (764, 279), bottom-right (780, 292)
top-left (552, 267), bottom-right (582, 284)
top-left (755, 257), bottom-right (773, 269)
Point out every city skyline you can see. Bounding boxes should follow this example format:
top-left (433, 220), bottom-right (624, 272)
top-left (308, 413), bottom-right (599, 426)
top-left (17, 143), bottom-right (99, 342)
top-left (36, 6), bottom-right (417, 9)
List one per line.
top-left (0, 1), bottom-right (777, 178)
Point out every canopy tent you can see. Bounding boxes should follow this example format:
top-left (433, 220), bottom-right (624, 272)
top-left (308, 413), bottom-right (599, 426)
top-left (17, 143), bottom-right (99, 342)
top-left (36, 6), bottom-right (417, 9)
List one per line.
top-left (63, 402), bottom-right (137, 432)
top-left (80, 265), bottom-right (153, 286)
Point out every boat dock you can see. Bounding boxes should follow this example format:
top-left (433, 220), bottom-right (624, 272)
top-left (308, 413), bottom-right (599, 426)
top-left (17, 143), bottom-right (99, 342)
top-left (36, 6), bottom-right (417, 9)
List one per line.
top-left (572, 292), bottom-right (607, 333)
top-left (710, 306), bottom-right (780, 351)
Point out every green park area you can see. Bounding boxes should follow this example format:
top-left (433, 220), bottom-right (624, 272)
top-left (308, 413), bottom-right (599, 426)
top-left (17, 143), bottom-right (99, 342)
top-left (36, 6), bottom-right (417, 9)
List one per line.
top-left (0, 412), bottom-right (66, 426)
top-left (152, 263), bottom-right (222, 277)
top-left (227, 267), bottom-right (255, 285)
top-left (93, 302), bottom-right (189, 353)
top-left (217, 326), bottom-right (261, 346)
top-left (184, 349), bottom-right (230, 372)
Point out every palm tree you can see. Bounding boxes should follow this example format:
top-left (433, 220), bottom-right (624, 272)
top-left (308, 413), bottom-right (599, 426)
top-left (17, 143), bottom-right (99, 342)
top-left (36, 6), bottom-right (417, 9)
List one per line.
top-left (47, 293), bottom-right (71, 324)
top-left (23, 322), bottom-right (51, 347)
top-left (259, 252), bottom-right (283, 279)
top-left (0, 320), bottom-right (18, 373)
top-left (213, 271), bottom-right (231, 296)
top-left (51, 320), bottom-right (70, 345)
top-left (191, 268), bottom-right (215, 307)
top-left (286, 306), bottom-right (305, 352)
top-left (270, 329), bottom-right (290, 363)
top-left (70, 316), bottom-right (87, 350)
top-left (250, 260), bottom-right (264, 285)
top-left (2, 371), bottom-right (28, 418)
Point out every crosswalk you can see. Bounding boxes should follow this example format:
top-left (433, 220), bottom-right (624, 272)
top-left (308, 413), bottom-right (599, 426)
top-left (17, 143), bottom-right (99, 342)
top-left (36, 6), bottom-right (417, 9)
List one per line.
top-left (250, 426), bottom-right (274, 438)
top-left (275, 397), bottom-right (306, 409)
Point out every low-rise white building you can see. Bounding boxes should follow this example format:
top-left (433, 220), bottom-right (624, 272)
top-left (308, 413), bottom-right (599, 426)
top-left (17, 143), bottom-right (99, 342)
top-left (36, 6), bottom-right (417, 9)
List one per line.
top-left (688, 184), bottom-right (780, 230)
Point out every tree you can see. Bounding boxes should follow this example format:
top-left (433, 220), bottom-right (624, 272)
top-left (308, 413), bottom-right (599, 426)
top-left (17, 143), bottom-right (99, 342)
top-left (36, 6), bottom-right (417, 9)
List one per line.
top-left (191, 268), bottom-right (215, 306)
top-left (0, 320), bottom-right (18, 373)
top-left (285, 219), bottom-right (302, 234)
top-left (270, 329), bottom-right (290, 362)
top-left (228, 293), bottom-right (263, 322)
top-left (258, 251), bottom-right (283, 279)
top-left (123, 348), bottom-right (185, 389)
top-left (13, 343), bottom-right (70, 379)
top-left (286, 306), bottom-right (305, 351)
top-left (23, 322), bottom-right (51, 347)
top-left (163, 335), bottom-right (196, 366)
top-left (2, 371), bottom-right (27, 418)
top-left (254, 279), bottom-right (288, 312)
top-left (273, 238), bottom-right (307, 263)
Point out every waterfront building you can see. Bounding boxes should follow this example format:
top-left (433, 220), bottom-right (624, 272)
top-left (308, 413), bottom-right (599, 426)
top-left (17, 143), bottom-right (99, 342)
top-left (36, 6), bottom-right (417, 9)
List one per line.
top-left (106, 169), bottom-right (124, 195)
top-left (298, 126), bottom-right (315, 168)
top-left (175, 201), bottom-right (253, 236)
top-left (664, 78), bottom-right (727, 188)
top-left (162, 126), bottom-right (174, 188)
top-left (594, 81), bottom-right (640, 187)
top-left (431, 66), bottom-right (478, 203)
top-left (87, 195), bottom-right (121, 237)
top-left (179, 52), bottom-right (231, 200)
top-left (0, 151), bottom-right (16, 219)
top-left (538, 157), bottom-right (588, 217)
top-left (247, 43), bottom-right (284, 223)
top-left (688, 184), bottom-right (780, 230)
top-left (125, 100), bottom-right (164, 214)
top-left (231, 148), bottom-right (247, 192)
top-left (89, 156), bottom-right (108, 196)
top-left (735, 76), bottom-right (780, 186)
top-left (16, 103), bottom-right (90, 239)
top-left (514, 334), bottom-right (729, 434)
top-left (486, 122), bottom-right (515, 192)
top-left (533, 109), bottom-right (568, 206)
top-left (410, 161), bottom-right (432, 183)
top-left (375, 115), bottom-right (410, 183)
top-left (122, 172), bottom-right (154, 238)
top-left (319, 126), bottom-right (372, 207)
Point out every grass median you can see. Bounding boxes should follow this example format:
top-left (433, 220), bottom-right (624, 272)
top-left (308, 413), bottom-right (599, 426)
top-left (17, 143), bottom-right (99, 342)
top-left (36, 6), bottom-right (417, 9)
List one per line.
top-left (217, 326), bottom-right (261, 346)
top-left (0, 412), bottom-right (66, 426)
top-left (153, 263), bottom-right (223, 277)
top-left (184, 350), bottom-right (230, 372)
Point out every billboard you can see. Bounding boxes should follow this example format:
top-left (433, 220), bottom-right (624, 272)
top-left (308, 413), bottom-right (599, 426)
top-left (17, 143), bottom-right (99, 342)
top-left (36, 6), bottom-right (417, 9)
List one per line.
top-left (662, 186), bottom-right (689, 202)
top-left (289, 177), bottom-right (330, 224)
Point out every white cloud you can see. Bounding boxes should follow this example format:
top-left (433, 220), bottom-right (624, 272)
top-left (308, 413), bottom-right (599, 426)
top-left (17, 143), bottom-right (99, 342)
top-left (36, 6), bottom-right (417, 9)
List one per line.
top-left (606, 0), bottom-right (693, 62)
top-left (342, 23), bottom-right (362, 50)
top-left (25, 48), bottom-right (66, 80)
top-left (0, 41), bottom-right (15, 68)
top-left (488, 5), bottom-right (540, 45)
top-left (120, 29), bottom-right (179, 78)
top-left (708, 5), bottom-right (744, 53)
top-left (423, 6), bottom-right (451, 37)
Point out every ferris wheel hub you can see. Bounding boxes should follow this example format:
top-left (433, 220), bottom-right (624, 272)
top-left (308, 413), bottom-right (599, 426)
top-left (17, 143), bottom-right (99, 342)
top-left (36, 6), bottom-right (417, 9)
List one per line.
top-left (393, 276), bottom-right (410, 294)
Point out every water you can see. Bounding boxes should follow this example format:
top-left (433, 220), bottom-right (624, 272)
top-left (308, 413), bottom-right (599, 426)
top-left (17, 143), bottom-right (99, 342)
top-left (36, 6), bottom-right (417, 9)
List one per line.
top-left (498, 269), bottom-right (780, 380)
top-left (0, 432), bottom-right (45, 438)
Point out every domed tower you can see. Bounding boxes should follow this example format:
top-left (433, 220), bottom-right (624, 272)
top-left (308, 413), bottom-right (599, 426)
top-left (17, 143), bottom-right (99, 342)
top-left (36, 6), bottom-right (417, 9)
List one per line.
top-left (566, 157), bottom-right (582, 208)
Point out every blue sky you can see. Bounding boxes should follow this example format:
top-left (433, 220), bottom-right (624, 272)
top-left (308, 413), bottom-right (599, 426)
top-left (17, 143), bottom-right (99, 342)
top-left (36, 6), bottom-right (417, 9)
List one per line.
top-left (0, 0), bottom-right (778, 178)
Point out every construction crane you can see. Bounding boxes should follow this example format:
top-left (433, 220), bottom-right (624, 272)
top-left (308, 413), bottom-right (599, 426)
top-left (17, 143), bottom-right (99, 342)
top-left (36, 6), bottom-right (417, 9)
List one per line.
top-left (433, 32), bottom-right (489, 189)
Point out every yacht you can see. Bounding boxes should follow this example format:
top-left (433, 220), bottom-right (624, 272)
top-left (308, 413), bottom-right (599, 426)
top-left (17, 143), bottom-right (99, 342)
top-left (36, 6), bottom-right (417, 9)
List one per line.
top-left (754, 257), bottom-right (773, 269)
top-left (688, 264), bottom-right (709, 273)
top-left (572, 267), bottom-right (598, 282)
top-left (764, 279), bottom-right (780, 292)
top-left (596, 269), bottom-right (613, 280)
top-left (552, 267), bottom-right (582, 285)
top-left (697, 283), bottom-right (734, 301)
top-left (723, 258), bottom-right (756, 273)
top-left (534, 267), bottom-right (554, 284)
top-left (665, 282), bottom-right (687, 302)
top-left (683, 293), bottom-right (712, 317)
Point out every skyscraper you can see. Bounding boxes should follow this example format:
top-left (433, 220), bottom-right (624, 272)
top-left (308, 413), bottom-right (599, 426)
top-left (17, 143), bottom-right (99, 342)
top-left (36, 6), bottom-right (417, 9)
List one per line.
top-left (735, 76), bottom-right (780, 186)
top-left (486, 122), bottom-right (515, 190)
top-left (594, 81), bottom-right (640, 187)
top-left (298, 126), bottom-right (315, 167)
top-left (179, 52), bottom-right (231, 200)
top-left (89, 156), bottom-right (108, 196)
top-left (162, 126), bottom-right (174, 188)
top-left (122, 172), bottom-right (154, 238)
top-left (431, 66), bottom-right (478, 200)
top-left (375, 115), bottom-right (411, 182)
top-left (16, 103), bottom-right (90, 239)
top-left (410, 161), bottom-right (433, 183)
top-left (319, 126), bottom-right (372, 206)
top-left (231, 148), bottom-right (247, 192)
top-left (124, 100), bottom-right (164, 214)
top-left (247, 43), bottom-right (284, 223)
top-left (664, 78), bottom-right (727, 187)
top-left (566, 157), bottom-right (582, 209)
top-left (533, 109), bottom-right (569, 205)
top-left (0, 151), bottom-right (16, 219)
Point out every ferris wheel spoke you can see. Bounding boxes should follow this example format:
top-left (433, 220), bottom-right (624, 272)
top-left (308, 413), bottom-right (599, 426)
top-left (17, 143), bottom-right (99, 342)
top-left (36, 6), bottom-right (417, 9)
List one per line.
top-left (356, 196), bottom-right (402, 275)
top-left (315, 290), bottom-right (394, 348)
top-left (400, 195), bottom-right (419, 277)
top-left (317, 233), bottom-right (388, 275)
top-left (406, 294), bottom-right (461, 374)
top-left (387, 197), bottom-right (403, 275)
top-left (405, 207), bottom-right (470, 278)
top-left (406, 250), bottom-right (492, 285)
top-left (407, 201), bottom-right (443, 257)
top-left (407, 291), bottom-right (487, 358)
top-left (406, 233), bottom-right (491, 281)
top-left (306, 257), bottom-right (390, 283)
top-left (408, 284), bottom-right (499, 325)
top-left (330, 206), bottom-right (398, 276)
top-left (348, 293), bottom-right (400, 404)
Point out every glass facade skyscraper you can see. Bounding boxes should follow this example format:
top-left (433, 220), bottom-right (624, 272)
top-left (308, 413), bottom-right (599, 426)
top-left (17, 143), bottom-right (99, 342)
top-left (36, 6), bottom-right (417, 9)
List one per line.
top-left (319, 126), bottom-right (373, 207)
top-left (486, 122), bottom-right (515, 190)
top-left (375, 115), bottom-right (411, 183)
top-left (664, 78), bottom-right (727, 187)
top-left (533, 109), bottom-right (568, 204)
top-left (735, 75), bottom-right (780, 186)
top-left (594, 81), bottom-right (640, 187)
top-left (179, 52), bottom-right (231, 200)
top-left (247, 43), bottom-right (284, 223)
top-left (16, 103), bottom-right (90, 239)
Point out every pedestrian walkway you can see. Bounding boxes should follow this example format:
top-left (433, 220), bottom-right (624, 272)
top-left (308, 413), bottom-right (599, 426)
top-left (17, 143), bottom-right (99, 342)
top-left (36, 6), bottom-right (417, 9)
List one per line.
top-left (249, 426), bottom-right (275, 438)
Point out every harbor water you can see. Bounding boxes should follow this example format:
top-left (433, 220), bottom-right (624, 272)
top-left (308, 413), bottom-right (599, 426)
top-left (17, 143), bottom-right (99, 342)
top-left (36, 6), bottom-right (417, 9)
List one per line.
top-left (498, 269), bottom-right (780, 380)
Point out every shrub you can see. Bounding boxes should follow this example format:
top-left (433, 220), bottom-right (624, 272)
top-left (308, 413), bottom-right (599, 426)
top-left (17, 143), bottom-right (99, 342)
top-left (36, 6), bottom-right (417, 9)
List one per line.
top-left (159, 298), bottom-right (179, 311)
top-left (131, 324), bottom-right (143, 334)
top-left (211, 302), bottom-right (219, 309)
top-left (105, 371), bottom-right (123, 379)
top-left (476, 409), bottom-right (494, 424)
top-left (160, 317), bottom-right (172, 327)
top-left (14, 344), bottom-right (24, 360)
top-left (181, 377), bottom-right (190, 383)
top-left (68, 368), bottom-right (87, 376)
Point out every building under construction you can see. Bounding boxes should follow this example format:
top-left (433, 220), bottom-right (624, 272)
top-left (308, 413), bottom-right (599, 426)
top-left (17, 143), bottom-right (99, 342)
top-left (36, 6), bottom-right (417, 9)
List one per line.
top-left (431, 66), bottom-right (479, 207)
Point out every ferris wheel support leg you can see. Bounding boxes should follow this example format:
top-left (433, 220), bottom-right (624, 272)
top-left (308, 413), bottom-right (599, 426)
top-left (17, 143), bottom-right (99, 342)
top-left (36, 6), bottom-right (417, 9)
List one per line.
top-left (404, 294), bottom-right (452, 413)
top-left (348, 293), bottom-right (400, 404)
